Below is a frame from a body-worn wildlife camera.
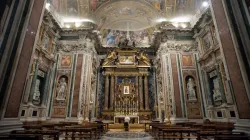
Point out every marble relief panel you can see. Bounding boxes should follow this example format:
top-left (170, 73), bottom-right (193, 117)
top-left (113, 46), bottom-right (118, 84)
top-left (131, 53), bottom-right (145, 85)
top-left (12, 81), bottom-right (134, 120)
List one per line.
top-left (202, 32), bottom-right (213, 52)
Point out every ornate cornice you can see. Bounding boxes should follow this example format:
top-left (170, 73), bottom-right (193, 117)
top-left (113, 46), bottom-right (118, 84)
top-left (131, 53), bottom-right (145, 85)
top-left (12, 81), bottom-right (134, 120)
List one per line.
top-left (56, 42), bottom-right (97, 55)
top-left (157, 41), bottom-right (198, 56)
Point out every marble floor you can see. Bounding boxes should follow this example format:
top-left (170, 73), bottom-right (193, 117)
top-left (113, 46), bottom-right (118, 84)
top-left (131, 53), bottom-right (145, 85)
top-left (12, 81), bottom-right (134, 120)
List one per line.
top-left (100, 132), bottom-right (154, 140)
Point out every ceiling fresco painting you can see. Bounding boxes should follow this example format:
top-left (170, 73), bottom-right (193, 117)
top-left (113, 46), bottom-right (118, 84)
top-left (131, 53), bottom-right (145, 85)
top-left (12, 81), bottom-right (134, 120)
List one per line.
top-left (46, 0), bottom-right (207, 31)
top-left (101, 28), bottom-right (154, 47)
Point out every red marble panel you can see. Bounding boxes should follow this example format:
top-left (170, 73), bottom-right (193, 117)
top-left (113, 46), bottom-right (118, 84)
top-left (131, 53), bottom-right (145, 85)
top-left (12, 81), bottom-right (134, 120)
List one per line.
top-left (211, 0), bottom-right (250, 118)
top-left (170, 54), bottom-right (182, 118)
top-left (4, 0), bottom-right (45, 118)
top-left (182, 55), bottom-right (193, 67)
top-left (71, 54), bottom-right (83, 117)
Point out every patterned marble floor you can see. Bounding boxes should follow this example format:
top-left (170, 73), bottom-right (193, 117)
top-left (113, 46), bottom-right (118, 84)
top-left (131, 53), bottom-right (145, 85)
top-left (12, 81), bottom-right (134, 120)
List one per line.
top-left (100, 132), bottom-right (154, 140)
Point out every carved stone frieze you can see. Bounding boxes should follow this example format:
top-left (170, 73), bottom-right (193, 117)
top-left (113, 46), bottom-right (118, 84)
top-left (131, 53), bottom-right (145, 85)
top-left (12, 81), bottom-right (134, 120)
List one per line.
top-left (157, 42), bottom-right (197, 56)
top-left (56, 42), bottom-right (97, 55)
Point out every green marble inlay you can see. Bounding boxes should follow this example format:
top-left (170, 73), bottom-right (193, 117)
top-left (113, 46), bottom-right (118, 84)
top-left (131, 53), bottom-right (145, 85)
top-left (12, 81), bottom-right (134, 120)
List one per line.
top-left (68, 54), bottom-right (77, 117)
top-left (195, 54), bottom-right (206, 117)
top-left (177, 54), bottom-right (186, 118)
top-left (48, 54), bottom-right (59, 117)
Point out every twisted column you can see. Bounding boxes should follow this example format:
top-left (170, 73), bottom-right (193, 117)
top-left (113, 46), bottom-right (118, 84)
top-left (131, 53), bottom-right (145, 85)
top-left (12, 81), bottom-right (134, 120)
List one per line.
top-left (104, 75), bottom-right (109, 110)
top-left (139, 75), bottom-right (144, 110)
top-left (144, 75), bottom-right (149, 110)
top-left (110, 75), bottom-right (115, 109)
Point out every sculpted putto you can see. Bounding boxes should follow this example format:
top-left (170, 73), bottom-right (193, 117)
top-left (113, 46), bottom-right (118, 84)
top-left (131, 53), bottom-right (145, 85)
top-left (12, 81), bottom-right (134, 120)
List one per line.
top-left (103, 50), bottom-right (117, 66)
top-left (137, 51), bottom-right (150, 65)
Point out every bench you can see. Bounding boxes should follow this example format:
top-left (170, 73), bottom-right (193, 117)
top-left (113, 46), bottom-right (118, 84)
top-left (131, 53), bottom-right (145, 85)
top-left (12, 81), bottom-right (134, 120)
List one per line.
top-left (12, 130), bottom-right (60, 140)
top-left (0, 134), bottom-right (43, 140)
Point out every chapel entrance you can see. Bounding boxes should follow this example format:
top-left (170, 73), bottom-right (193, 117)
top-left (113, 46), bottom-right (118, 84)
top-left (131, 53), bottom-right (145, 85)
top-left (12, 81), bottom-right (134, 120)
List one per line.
top-left (101, 47), bottom-right (152, 123)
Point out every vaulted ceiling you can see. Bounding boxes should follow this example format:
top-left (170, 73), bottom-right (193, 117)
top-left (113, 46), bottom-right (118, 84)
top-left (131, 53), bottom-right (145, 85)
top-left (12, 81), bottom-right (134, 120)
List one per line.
top-left (47, 0), bottom-right (206, 31)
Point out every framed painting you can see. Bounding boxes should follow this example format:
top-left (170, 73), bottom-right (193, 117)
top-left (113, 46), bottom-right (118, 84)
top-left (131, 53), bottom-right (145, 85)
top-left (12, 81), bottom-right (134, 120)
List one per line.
top-left (124, 86), bottom-right (129, 94)
top-left (119, 55), bottom-right (134, 64)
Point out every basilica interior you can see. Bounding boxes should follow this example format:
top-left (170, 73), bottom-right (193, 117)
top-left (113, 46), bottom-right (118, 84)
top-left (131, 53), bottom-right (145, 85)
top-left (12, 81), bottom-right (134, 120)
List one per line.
top-left (0, 0), bottom-right (250, 139)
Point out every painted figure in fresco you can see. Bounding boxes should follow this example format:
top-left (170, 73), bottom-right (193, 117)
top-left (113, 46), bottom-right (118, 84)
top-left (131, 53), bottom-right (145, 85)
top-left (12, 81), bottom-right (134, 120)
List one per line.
top-left (67, 0), bottom-right (78, 16)
top-left (115, 31), bottom-right (120, 45)
top-left (187, 78), bottom-right (197, 100)
top-left (176, 0), bottom-right (188, 15)
top-left (106, 30), bottom-right (116, 46)
top-left (212, 78), bottom-right (222, 103)
top-left (90, 0), bottom-right (98, 11)
top-left (56, 78), bottom-right (67, 100)
top-left (33, 79), bottom-right (41, 103)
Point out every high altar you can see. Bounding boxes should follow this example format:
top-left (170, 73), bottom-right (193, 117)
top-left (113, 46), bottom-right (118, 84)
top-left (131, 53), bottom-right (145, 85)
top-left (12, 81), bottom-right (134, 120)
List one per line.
top-left (102, 47), bottom-right (152, 123)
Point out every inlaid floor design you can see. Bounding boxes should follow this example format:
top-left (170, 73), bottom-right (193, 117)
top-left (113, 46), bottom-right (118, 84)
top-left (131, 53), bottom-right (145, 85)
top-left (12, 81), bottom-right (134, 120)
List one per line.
top-left (100, 132), bottom-right (154, 140)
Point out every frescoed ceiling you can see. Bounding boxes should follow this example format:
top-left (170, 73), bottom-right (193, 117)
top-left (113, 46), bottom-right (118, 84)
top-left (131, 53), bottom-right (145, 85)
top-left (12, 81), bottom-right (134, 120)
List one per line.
top-left (47, 0), bottom-right (205, 31)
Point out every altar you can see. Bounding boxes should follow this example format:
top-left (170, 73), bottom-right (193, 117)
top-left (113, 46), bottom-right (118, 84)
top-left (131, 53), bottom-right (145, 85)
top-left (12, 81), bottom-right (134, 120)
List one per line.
top-left (101, 48), bottom-right (152, 123)
top-left (114, 116), bottom-right (139, 124)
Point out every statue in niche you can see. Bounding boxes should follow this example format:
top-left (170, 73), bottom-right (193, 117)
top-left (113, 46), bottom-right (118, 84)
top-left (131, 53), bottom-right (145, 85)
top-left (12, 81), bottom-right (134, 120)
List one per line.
top-left (33, 79), bottom-right (41, 103)
top-left (56, 77), bottom-right (67, 100)
top-left (186, 77), bottom-right (197, 101)
top-left (212, 78), bottom-right (222, 104)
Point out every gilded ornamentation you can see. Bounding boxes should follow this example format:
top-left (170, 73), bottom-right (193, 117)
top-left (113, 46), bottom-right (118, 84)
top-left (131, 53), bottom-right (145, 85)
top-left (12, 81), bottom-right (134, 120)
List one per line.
top-left (103, 50), bottom-right (118, 66)
top-left (137, 51), bottom-right (150, 65)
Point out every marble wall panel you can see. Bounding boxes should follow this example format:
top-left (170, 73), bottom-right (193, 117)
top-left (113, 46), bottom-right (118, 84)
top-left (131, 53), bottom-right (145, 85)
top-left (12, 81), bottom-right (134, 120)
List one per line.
top-left (211, 0), bottom-right (250, 118)
top-left (4, 0), bottom-right (45, 118)
top-left (170, 54), bottom-right (182, 117)
top-left (71, 54), bottom-right (83, 117)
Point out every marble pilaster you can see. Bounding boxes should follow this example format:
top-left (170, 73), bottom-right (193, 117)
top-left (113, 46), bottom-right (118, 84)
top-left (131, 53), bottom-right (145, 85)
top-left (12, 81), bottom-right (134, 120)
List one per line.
top-left (104, 75), bottom-right (109, 110)
top-left (144, 75), bottom-right (149, 110)
top-left (139, 76), bottom-right (144, 110)
top-left (110, 75), bottom-right (115, 110)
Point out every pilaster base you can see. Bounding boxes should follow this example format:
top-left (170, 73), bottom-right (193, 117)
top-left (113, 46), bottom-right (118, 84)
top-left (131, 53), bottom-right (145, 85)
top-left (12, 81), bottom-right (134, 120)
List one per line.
top-left (234, 119), bottom-right (250, 135)
top-left (0, 120), bottom-right (23, 134)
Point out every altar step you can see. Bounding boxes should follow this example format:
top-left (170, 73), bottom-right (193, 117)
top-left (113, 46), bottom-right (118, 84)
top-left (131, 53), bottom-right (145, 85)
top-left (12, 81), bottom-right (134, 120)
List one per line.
top-left (109, 124), bottom-right (144, 129)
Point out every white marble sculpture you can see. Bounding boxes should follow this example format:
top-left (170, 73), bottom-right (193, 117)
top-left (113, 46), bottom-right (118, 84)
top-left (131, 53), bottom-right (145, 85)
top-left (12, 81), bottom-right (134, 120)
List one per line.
top-left (56, 78), bottom-right (67, 100)
top-left (187, 78), bottom-right (197, 101)
top-left (213, 78), bottom-right (222, 103)
top-left (33, 79), bottom-right (41, 103)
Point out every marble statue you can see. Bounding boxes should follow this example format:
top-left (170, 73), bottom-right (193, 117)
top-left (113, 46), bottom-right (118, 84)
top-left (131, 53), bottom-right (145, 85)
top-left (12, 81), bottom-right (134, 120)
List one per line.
top-left (187, 78), bottom-right (197, 100)
top-left (213, 78), bottom-right (222, 103)
top-left (56, 78), bottom-right (67, 100)
top-left (33, 79), bottom-right (41, 103)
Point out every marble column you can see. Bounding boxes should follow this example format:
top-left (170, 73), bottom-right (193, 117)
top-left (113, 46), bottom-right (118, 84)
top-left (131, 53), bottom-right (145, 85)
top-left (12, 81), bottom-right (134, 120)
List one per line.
top-left (144, 75), bottom-right (149, 110)
top-left (110, 75), bottom-right (115, 110)
top-left (139, 75), bottom-right (144, 110)
top-left (104, 75), bottom-right (109, 110)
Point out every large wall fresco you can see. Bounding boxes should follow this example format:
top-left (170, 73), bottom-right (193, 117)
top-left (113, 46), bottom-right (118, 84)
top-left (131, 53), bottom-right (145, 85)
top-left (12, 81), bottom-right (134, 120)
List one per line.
top-left (101, 29), bottom-right (153, 47)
